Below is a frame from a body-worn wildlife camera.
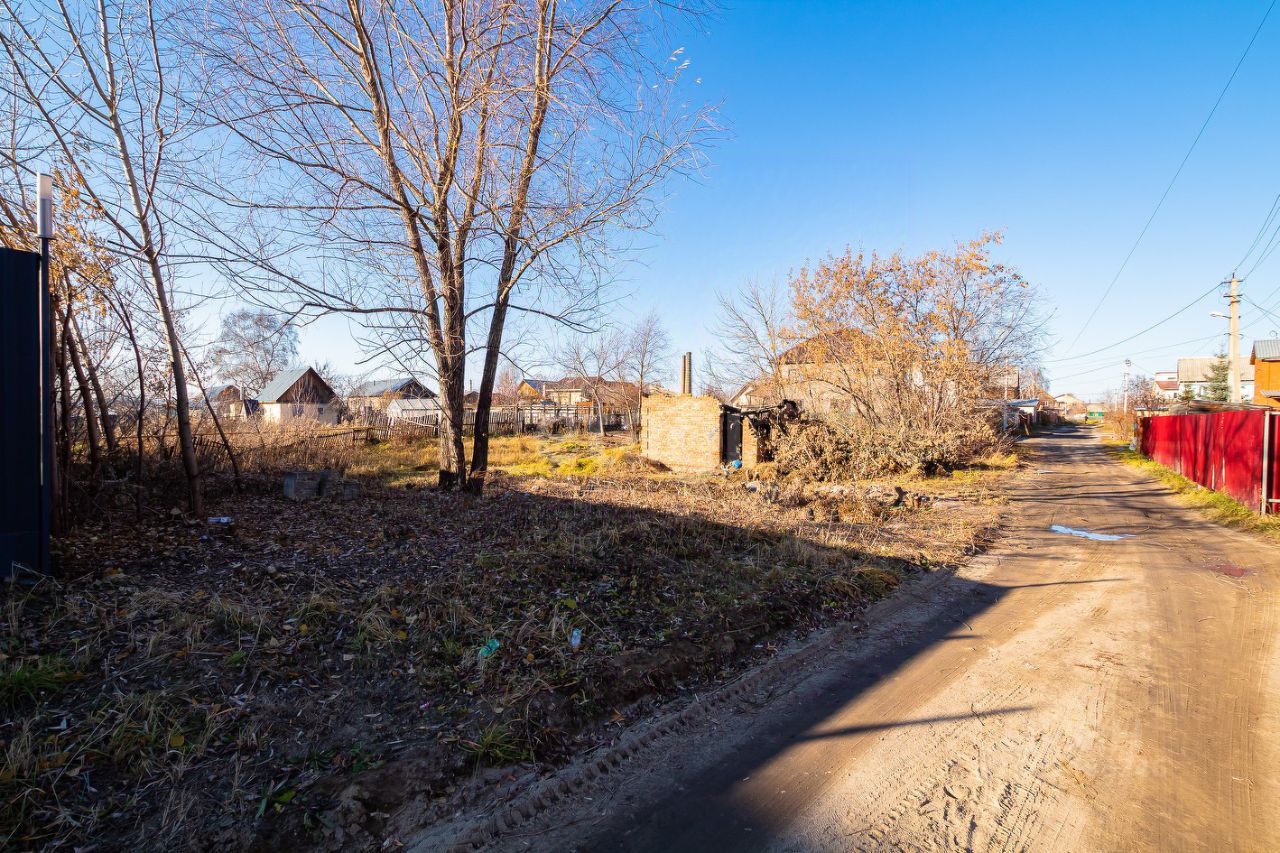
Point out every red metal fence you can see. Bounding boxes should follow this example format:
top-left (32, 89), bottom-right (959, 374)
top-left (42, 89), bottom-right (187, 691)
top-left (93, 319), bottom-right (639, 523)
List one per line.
top-left (1139, 410), bottom-right (1280, 513)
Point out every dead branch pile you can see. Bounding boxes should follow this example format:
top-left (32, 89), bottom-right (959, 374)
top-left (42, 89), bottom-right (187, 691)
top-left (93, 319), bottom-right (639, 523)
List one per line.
top-left (773, 416), bottom-right (1001, 481)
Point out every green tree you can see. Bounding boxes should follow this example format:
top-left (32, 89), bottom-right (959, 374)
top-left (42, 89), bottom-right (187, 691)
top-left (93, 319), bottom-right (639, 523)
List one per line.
top-left (1204, 352), bottom-right (1230, 402)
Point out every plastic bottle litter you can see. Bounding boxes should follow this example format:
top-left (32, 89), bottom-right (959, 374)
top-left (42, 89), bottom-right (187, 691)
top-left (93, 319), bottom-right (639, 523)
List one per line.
top-left (478, 639), bottom-right (500, 659)
top-left (207, 517), bottom-right (234, 524)
top-left (569, 628), bottom-right (582, 650)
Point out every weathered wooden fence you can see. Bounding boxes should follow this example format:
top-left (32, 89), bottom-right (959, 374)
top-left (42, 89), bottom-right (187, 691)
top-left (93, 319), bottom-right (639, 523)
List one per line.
top-left (369, 405), bottom-right (634, 437)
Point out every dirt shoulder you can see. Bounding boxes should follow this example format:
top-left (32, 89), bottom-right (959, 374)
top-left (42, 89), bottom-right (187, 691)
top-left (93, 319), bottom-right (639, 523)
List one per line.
top-left (2, 439), bottom-right (1009, 850)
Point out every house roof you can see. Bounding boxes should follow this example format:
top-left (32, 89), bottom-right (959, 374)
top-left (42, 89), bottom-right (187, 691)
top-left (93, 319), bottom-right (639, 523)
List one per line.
top-left (519, 379), bottom-right (550, 394)
top-left (1177, 357), bottom-right (1255, 383)
top-left (1251, 339), bottom-right (1280, 362)
top-left (1155, 379), bottom-right (1178, 391)
top-left (779, 330), bottom-right (872, 365)
top-left (351, 377), bottom-right (434, 398)
top-left (387, 398), bottom-right (438, 416)
top-left (205, 384), bottom-right (240, 401)
top-left (258, 367), bottom-right (335, 403)
top-left (463, 390), bottom-right (517, 406)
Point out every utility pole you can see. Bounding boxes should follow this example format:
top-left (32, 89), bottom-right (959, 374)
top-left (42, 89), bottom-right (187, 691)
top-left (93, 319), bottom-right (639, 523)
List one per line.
top-left (1123, 359), bottom-right (1131, 413)
top-left (1226, 273), bottom-right (1242, 405)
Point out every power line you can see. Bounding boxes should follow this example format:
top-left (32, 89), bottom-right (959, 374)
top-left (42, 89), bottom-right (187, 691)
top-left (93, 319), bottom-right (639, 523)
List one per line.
top-left (1237, 191), bottom-right (1280, 270)
top-left (1047, 282), bottom-right (1220, 363)
top-left (1063, 0), bottom-right (1278, 353)
top-left (1243, 223), bottom-right (1280, 279)
top-left (1052, 331), bottom-right (1223, 374)
top-left (1245, 295), bottom-right (1280, 329)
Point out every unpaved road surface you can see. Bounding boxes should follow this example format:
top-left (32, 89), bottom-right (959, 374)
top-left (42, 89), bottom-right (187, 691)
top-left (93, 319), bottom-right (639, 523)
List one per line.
top-left (475, 428), bottom-right (1280, 852)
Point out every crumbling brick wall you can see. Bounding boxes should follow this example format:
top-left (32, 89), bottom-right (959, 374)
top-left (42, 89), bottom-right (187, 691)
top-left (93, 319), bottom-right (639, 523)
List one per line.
top-left (742, 419), bottom-right (759, 468)
top-left (640, 394), bottom-right (723, 472)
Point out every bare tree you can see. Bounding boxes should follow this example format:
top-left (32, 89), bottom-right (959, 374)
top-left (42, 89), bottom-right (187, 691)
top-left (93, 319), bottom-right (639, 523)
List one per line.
top-left (1, 0), bottom-right (212, 514)
top-left (200, 0), bottom-right (712, 492)
top-left (709, 279), bottom-right (792, 402)
top-left (496, 364), bottom-right (521, 399)
top-left (557, 328), bottom-right (628, 434)
top-left (624, 309), bottom-right (670, 419)
top-left (207, 309), bottom-right (299, 395)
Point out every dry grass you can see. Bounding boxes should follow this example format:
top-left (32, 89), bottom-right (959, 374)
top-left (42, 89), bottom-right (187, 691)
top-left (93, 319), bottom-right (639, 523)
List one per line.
top-left (6, 438), bottom-right (1012, 850)
top-left (1104, 444), bottom-right (1280, 541)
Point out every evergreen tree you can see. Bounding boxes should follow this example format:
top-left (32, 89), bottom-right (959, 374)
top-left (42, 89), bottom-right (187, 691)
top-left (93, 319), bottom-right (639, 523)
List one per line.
top-left (1204, 352), bottom-right (1230, 402)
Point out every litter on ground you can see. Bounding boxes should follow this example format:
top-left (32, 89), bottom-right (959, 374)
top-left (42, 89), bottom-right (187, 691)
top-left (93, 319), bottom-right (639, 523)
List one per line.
top-left (1049, 524), bottom-right (1133, 542)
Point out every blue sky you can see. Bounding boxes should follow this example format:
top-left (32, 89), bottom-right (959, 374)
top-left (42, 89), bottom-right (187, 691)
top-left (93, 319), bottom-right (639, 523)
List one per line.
top-left (295, 0), bottom-right (1280, 399)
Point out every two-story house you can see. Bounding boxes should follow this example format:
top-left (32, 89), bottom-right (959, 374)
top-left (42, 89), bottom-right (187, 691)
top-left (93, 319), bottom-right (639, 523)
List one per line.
top-left (1250, 340), bottom-right (1280, 408)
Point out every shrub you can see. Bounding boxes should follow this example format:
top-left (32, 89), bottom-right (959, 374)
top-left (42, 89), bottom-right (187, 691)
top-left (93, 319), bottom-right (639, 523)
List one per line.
top-left (773, 415), bottom-right (999, 481)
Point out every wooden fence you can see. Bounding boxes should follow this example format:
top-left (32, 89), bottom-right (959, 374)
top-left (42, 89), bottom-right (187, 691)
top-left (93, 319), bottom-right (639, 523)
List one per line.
top-left (191, 404), bottom-right (638, 477)
top-left (365, 405), bottom-right (635, 437)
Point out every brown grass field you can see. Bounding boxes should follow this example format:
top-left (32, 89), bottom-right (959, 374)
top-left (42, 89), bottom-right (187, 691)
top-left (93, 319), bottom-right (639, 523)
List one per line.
top-left (2, 431), bottom-right (1016, 850)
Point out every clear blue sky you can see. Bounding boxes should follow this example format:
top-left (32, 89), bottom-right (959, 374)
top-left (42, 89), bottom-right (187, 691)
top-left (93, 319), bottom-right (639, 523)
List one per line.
top-left (296, 0), bottom-right (1280, 399)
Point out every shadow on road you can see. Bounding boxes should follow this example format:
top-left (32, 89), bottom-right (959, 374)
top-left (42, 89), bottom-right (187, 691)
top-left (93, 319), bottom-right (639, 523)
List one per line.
top-left (582, 573), bottom-right (1109, 853)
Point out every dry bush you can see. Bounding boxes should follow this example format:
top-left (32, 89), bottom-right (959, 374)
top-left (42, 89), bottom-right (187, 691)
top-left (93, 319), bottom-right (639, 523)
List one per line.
top-left (213, 421), bottom-right (367, 475)
top-left (774, 415), bottom-right (1001, 481)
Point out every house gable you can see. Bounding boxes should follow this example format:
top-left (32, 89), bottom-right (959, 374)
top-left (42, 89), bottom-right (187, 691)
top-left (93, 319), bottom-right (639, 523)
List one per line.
top-left (258, 367), bottom-right (336, 404)
top-left (351, 377), bottom-right (434, 399)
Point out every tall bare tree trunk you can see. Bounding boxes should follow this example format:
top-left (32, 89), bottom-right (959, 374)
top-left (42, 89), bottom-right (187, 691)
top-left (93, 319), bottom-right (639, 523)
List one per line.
top-left (436, 348), bottom-right (467, 491)
top-left (62, 302), bottom-right (103, 477)
top-left (467, 290), bottom-right (513, 493)
top-left (180, 338), bottom-right (242, 491)
top-left (71, 312), bottom-right (117, 456)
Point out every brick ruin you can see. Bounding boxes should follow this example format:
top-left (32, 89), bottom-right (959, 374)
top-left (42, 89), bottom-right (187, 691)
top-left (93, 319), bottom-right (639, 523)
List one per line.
top-left (640, 353), bottom-right (785, 473)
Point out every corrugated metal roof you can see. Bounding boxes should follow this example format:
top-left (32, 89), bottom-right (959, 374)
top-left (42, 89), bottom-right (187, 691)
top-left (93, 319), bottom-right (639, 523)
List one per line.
top-left (1177, 357), bottom-right (1255, 383)
top-left (351, 377), bottom-right (433, 397)
top-left (257, 367), bottom-right (312, 403)
top-left (1252, 339), bottom-right (1280, 361)
top-left (387, 398), bottom-right (439, 417)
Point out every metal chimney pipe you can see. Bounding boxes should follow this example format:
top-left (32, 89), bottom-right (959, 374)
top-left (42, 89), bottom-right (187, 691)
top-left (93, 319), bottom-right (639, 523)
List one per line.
top-left (681, 352), bottom-right (692, 395)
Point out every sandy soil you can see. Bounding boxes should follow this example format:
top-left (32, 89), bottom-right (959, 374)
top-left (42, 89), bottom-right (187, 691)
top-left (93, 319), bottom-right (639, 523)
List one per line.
top-left (446, 427), bottom-right (1279, 852)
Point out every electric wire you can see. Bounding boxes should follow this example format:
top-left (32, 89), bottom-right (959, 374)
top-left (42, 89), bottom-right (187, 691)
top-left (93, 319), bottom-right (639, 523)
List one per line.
top-left (1063, 0), bottom-right (1278, 353)
top-left (1046, 282), bottom-right (1220, 364)
top-left (1237, 191), bottom-right (1280, 271)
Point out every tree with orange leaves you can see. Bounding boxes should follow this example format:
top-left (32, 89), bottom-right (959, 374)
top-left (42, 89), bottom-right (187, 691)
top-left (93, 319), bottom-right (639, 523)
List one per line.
top-left (778, 233), bottom-right (1046, 475)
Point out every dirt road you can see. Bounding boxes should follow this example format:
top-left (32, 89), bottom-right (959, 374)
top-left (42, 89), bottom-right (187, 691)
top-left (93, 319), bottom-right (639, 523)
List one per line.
top-left (476, 428), bottom-right (1280, 852)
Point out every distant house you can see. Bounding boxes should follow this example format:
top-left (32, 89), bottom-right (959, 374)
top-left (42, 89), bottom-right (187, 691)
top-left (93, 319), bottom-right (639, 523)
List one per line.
top-left (985, 365), bottom-right (1023, 400)
top-left (199, 384), bottom-right (254, 420)
top-left (729, 378), bottom-right (778, 408)
top-left (348, 377), bottom-right (434, 418)
top-left (1177, 356), bottom-right (1255, 400)
top-left (386, 397), bottom-right (440, 423)
top-left (1054, 392), bottom-right (1088, 420)
top-left (1152, 371), bottom-right (1179, 400)
top-left (1250, 339), bottom-right (1280, 409)
top-left (518, 377), bottom-right (638, 413)
top-left (516, 379), bottom-right (550, 403)
top-left (462, 390), bottom-right (518, 408)
top-left (257, 367), bottom-right (339, 425)
top-left (734, 333), bottom-right (1023, 414)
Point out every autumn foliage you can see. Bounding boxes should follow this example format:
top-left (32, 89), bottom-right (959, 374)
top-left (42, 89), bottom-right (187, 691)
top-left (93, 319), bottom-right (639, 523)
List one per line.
top-left (774, 234), bottom-right (1042, 477)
